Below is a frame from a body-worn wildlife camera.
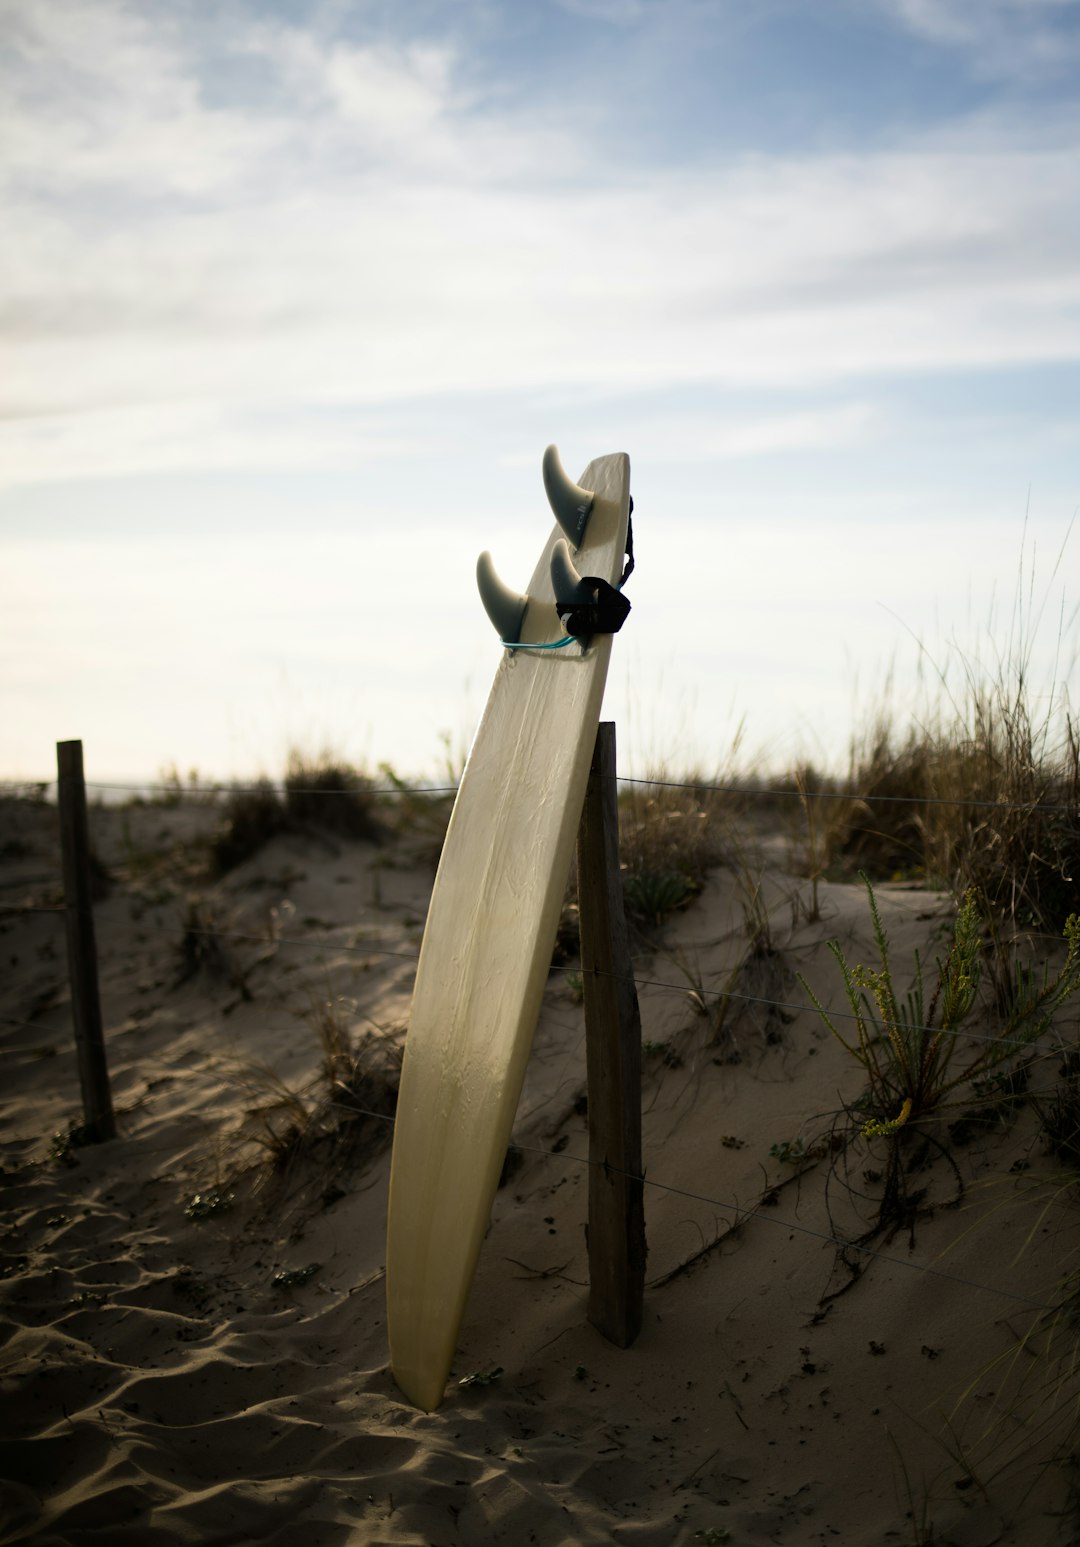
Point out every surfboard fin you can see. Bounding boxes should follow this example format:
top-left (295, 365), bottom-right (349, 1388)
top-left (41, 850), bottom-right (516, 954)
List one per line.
top-left (550, 539), bottom-right (595, 609)
top-left (543, 444), bottom-right (594, 547)
top-left (551, 539), bottom-right (632, 640)
top-left (477, 551), bottom-right (528, 643)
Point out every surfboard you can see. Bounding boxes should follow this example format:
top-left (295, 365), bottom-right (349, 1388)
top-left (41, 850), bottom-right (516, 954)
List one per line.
top-left (386, 445), bottom-right (632, 1411)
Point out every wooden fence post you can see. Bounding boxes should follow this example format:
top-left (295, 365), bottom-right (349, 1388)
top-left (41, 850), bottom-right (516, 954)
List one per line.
top-left (57, 740), bottom-right (115, 1143)
top-left (577, 721), bottom-right (645, 1346)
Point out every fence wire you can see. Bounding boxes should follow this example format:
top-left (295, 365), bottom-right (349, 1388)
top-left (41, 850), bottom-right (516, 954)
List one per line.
top-left (0, 1005), bottom-right (1064, 1317)
top-left (2, 769), bottom-right (1077, 1324)
top-left (5, 768), bottom-right (1078, 815)
top-left (2, 909), bottom-right (1073, 1079)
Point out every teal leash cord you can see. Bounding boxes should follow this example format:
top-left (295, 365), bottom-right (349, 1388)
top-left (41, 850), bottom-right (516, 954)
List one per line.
top-left (501, 632), bottom-right (577, 652)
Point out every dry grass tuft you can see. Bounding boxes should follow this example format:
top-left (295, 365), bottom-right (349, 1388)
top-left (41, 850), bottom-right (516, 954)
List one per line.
top-left (791, 649), bottom-right (1079, 933)
top-left (239, 998), bottom-right (403, 1195)
top-left (376, 762), bottom-right (456, 868)
top-left (283, 751), bottom-right (381, 842)
top-left (210, 779), bottom-right (288, 874)
top-left (210, 752), bottom-right (382, 874)
top-left (176, 897), bottom-right (243, 988)
top-left (617, 775), bottom-right (741, 930)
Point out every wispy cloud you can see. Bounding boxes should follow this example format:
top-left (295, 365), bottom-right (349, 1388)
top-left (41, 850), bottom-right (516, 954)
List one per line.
top-left (0, 1), bottom-right (284, 197)
top-left (873, 0), bottom-right (1080, 79)
top-left (2, 0), bottom-right (1079, 488)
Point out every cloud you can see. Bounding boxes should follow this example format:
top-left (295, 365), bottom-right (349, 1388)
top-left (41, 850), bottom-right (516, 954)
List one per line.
top-left (0, 0), bottom-right (286, 198)
top-left (7, 139), bottom-right (1078, 400)
top-left (3, 1), bottom-right (1080, 486)
top-left (872, 0), bottom-right (1080, 79)
top-left (0, 398), bottom-right (431, 488)
top-left (551, 0), bottom-right (650, 19)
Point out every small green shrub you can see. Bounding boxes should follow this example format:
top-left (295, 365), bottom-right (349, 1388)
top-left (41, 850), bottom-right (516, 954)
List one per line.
top-left (272, 1263), bottom-right (320, 1290)
top-left (618, 779), bottom-right (729, 897)
top-left (769, 1138), bottom-right (809, 1165)
top-left (800, 875), bottom-right (1080, 1231)
top-left (184, 1187), bottom-right (235, 1220)
top-left (623, 867), bottom-right (697, 929)
top-left (458, 1367), bottom-right (503, 1389)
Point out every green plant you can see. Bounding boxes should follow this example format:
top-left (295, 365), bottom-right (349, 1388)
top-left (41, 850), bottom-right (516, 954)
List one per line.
top-left (623, 867), bottom-right (697, 929)
top-left (458, 1366), bottom-right (503, 1388)
top-left (801, 875), bottom-right (1080, 1231)
top-left (769, 1137), bottom-right (809, 1165)
top-left (642, 1038), bottom-right (683, 1068)
top-left (618, 779), bottom-right (717, 882)
top-left (616, 771), bottom-right (737, 929)
top-left (184, 1187), bottom-right (235, 1220)
top-left (272, 1263), bottom-right (320, 1290)
top-left (987, 924), bottom-right (1080, 1050)
top-left (805, 880), bottom-right (980, 1130)
top-left (48, 1120), bottom-right (92, 1167)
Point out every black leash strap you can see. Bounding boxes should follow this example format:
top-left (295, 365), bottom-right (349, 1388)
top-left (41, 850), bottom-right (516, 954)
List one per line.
top-left (555, 577), bottom-right (632, 639)
top-left (554, 500), bottom-right (635, 639)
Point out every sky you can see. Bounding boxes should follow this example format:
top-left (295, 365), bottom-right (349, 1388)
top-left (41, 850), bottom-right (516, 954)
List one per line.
top-left (2, 0), bottom-right (1079, 787)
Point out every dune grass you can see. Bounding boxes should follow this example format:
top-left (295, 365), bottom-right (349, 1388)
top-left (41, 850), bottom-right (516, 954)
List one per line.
top-left (800, 875), bottom-right (1080, 1229)
top-left (790, 549), bottom-right (1079, 933)
top-left (210, 751), bottom-right (383, 873)
top-left (238, 996), bottom-right (402, 1205)
top-left (798, 684), bottom-right (1080, 932)
top-left (616, 774), bottom-right (745, 929)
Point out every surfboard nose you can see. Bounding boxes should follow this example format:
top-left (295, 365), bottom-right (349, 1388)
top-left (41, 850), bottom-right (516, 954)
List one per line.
top-left (543, 444), bottom-right (594, 547)
top-left (476, 551), bottom-right (528, 643)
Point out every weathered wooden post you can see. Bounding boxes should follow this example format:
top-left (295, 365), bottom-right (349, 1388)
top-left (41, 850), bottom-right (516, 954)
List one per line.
top-left (56, 740), bottom-right (115, 1142)
top-left (577, 721), bottom-right (645, 1345)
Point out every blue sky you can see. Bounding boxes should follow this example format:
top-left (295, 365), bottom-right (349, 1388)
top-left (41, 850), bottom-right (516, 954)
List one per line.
top-left (2, 0), bottom-right (1078, 783)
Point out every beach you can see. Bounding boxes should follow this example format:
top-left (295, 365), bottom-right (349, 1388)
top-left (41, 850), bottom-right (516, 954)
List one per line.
top-left (2, 787), bottom-right (1078, 1546)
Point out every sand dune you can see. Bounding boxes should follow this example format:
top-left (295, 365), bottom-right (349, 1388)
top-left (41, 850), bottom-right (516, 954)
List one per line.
top-left (2, 792), bottom-right (1078, 1545)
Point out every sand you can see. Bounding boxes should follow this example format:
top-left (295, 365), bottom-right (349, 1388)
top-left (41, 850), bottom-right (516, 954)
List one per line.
top-left (2, 791), bottom-right (1078, 1546)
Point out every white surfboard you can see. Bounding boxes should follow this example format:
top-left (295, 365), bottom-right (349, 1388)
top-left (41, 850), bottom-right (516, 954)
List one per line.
top-left (386, 446), bottom-right (632, 1411)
